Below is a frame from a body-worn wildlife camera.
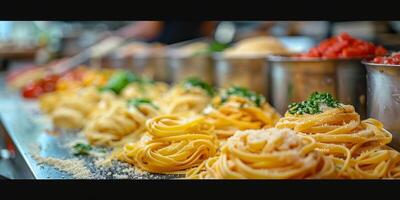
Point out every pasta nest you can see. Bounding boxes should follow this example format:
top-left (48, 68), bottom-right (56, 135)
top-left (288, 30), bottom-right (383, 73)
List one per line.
top-left (186, 128), bottom-right (336, 179)
top-left (275, 104), bottom-right (398, 178)
top-left (205, 95), bottom-right (281, 139)
top-left (160, 86), bottom-right (212, 117)
top-left (84, 98), bottom-right (158, 147)
top-left (119, 115), bottom-right (219, 173)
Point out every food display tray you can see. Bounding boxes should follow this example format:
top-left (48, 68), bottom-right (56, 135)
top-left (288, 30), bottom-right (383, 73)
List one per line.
top-left (0, 77), bottom-right (178, 179)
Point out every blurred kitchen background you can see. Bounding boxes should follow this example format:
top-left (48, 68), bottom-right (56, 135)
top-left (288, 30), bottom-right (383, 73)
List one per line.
top-left (1, 21), bottom-right (400, 72)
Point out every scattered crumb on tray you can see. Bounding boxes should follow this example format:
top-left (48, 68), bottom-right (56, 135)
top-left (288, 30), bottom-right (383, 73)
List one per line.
top-left (30, 152), bottom-right (93, 179)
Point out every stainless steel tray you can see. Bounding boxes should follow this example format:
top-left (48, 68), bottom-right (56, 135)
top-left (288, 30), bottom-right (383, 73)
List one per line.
top-left (0, 75), bottom-right (178, 179)
top-left (0, 98), bottom-right (179, 179)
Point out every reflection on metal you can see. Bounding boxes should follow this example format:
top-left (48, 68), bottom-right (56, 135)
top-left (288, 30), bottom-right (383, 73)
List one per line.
top-left (268, 56), bottom-right (367, 119)
top-left (392, 94), bottom-right (400, 104)
top-left (168, 55), bottom-right (214, 85)
top-left (214, 53), bottom-right (269, 97)
top-left (365, 62), bottom-right (400, 149)
top-left (166, 38), bottom-right (214, 85)
top-left (0, 149), bottom-right (14, 160)
top-left (214, 21), bottom-right (236, 44)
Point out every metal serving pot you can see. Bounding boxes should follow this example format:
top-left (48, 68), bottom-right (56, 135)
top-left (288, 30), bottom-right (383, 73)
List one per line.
top-left (268, 56), bottom-right (367, 118)
top-left (167, 53), bottom-right (214, 85)
top-left (213, 53), bottom-right (269, 98)
top-left (129, 53), bottom-right (169, 83)
top-left (93, 51), bottom-right (170, 83)
top-left (363, 61), bottom-right (400, 149)
top-left (166, 38), bottom-right (215, 85)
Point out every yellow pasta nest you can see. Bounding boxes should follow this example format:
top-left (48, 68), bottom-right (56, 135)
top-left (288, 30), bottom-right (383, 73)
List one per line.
top-left (47, 87), bottom-right (102, 129)
top-left (121, 82), bottom-right (169, 101)
top-left (186, 128), bottom-right (336, 179)
top-left (275, 104), bottom-right (399, 178)
top-left (205, 95), bottom-right (281, 139)
top-left (118, 115), bottom-right (219, 173)
top-left (160, 86), bottom-right (211, 117)
top-left (83, 100), bottom-right (156, 147)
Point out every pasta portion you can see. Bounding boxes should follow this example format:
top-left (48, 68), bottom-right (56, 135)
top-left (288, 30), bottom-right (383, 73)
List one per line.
top-left (83, 97), bottom-right (159, 147)
top-left (160, 78), bottom-right (214, 117)
top-left (275, 92), bottom-right (399, 179)
top-left (121, 81), bottom-right (169, 101)
top-left (205, 87), bottom-right (280, 139)
top-left (331, 146), bottom-right (400, 179)
top-left (118, 115), bottom-right (219, 173)
top-left (42, 87), bottom-right (102, 129)
top-left (186, 128), bottom-right (336, 179)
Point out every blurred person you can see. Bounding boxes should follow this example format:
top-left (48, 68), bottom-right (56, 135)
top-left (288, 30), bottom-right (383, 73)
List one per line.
top-left (117, 21), bottom-right (217, 44)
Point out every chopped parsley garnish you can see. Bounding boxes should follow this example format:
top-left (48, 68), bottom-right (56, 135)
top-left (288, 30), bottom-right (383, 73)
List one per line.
top-left (99, 70), bottom-right (153, 95)
top-left (183, 77), bottom-right (216, 97)
top-left (128, 98), bottom-right (159, 109)
top-left (220, 86), bottom-right (265, 107)
top-left (208, 41), bottom-right (229, 52)
top-left (72, 143), bottom-right (93, 156)
top-left (288, 92), bottom-right (341, 115)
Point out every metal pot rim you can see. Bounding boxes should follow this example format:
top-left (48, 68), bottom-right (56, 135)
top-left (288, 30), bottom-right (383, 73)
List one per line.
top-left (212, 52), bottom-right (270, 60)
top-left (267, 55), bottom-right (366, 62)
top-left (362, 59), bottom-right (400, 67)
top-left (110, 52), bottom-right (167, 60)
top-left (166, 52), bottom-right (211, 59)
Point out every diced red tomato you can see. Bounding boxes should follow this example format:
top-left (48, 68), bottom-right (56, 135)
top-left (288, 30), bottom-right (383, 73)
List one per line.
top-left (22, 83), bottom-right (44, 98)
top-left (297, 33), bottom-right (388, 59)
top-left (372, 52), bottom-right (400, 65)
top-left (21, 74), bottom-right (60, 98)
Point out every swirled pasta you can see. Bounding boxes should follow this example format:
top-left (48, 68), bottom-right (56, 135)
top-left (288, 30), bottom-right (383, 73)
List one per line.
top-left (84, 96), bottom-right (161, 147)
top-left (121, 81), bottom-right (169, 101)
top-left (276, 105), bottom-right (392, 172)
top-left (274, 91), bottom-right (400, 179)
top-left (205, 90), bottom-right (280, 139)
top-left (118, 115), bottom-right (219, 173)
top-left (39, 90), bottom-right (72, 114)
top-left (186, 128), bottom-right (336, 179)
top-left (48, 87), bottom-right (102, 129)
top-left (160, 83), bottom-right (212, 117)
top-left (83, 102), bottom-right (153, 147)
top-left (327, 146), bottom-right (400, 179)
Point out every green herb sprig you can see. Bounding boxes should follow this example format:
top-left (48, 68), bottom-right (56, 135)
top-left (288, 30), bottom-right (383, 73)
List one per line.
top-left (208, 41), bottom-right (229, 53)
top-left (183, 77), bottom-right (216, 97)
top-left (127, 98), bottom-right (159, 109)
top-left (288, 92), bottom-right (341, 115)
top-left (99, 70), bottom-right (154, 95)
top-left (72, 143), bottom-right (93, 156)
top-left (220, 86), bottom-right (266, 107)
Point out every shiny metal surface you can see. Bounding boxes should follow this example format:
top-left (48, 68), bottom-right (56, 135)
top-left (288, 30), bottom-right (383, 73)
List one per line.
top-left (365, 62), bottom-right (400, 149)
top-left (0, 73), bottom-right (174, 179)
top-left (268, 56), bottom-right (367, 118)
top-left (0, 96), bottom-right (176, 179)
top-left (167, 54), bottom-right (214, 84)
top-left (214, 53), bottom-right (269, 97)
top-left (93, 53), bottom-right (170, 83)
top-left (130, 54), bottom-right (170, 83)
top-left (166, 38), bottom-right (214, 84)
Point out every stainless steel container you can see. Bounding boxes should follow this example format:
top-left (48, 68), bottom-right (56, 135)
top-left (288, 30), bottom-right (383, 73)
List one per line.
top-left (130, 53), bottom-right (170, 83)
top-left (167, 54), bottom-right (214, 85)
top-left (92, 53), bottom-right (126, 69)
top-left (268, 56), bottom-right (367, 118)
top-left (214, 53), bottom-right (269, 97)
top-left (166, 38), bottom-right (214, 85)
top-left (364, 61), bottom-right (400, 149)
top-left (93, 51), bottom-right (170, 83)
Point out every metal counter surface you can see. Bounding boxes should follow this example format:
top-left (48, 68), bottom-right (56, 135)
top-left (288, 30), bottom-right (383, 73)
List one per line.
top-left (0, 73), bottom-right (176, 179)
top-left (0, 73), bottom-right (75, 179)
